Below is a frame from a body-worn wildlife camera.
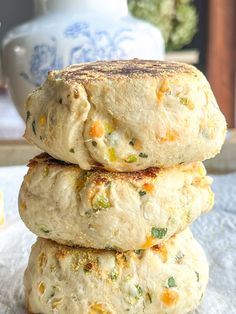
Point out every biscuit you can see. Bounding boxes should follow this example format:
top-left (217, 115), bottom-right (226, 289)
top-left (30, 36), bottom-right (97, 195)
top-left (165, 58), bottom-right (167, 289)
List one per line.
top-left (24, 229), bottom-right (209, 314)
top-left (24, 59), bottom-right (226, 171)
top-left (19, 153), bottom-right (214, 251)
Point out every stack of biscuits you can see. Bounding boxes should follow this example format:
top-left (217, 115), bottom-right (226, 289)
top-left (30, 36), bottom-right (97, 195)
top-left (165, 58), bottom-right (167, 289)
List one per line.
top-left (19, 60), bottom-right (226, 314)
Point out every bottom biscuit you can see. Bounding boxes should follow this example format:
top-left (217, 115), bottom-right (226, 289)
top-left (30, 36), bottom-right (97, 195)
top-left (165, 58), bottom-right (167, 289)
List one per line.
top-left (24, 229), bottom-right (208, 314)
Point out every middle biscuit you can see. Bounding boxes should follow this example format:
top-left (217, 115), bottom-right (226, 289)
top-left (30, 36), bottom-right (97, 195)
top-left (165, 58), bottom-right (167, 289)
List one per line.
top-left (19, 153), bottom-right (213, 251)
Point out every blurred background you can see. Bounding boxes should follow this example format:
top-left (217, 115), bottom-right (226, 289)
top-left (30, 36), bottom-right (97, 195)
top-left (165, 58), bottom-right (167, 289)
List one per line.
top-left (0, 0), bottom-right (235, 165)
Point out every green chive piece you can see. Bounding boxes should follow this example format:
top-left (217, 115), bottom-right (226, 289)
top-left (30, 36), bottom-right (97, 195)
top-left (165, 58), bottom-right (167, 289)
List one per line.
top-left (93, 195), bottom-right (111, 210)
top-left (129, 138), bottom-right (136, 146)
top-left (135, 284), bottom-right (143, 298)
top-left (167, 276), bottom-right (177, 288)
top-left (147, 292), bottom-right (152, 303)
top-left (70, 148), bottom-right (75, 153)
top-left (92, 141), bottom-right (97, 147)
top-left (134, 249), bottom-right (143, 255)
top-left (180, 97), bottom-right (188, 106)
top-left (195, 271), bottom-right (200, 282)
top-left (139, 152), bottom-right (148, 158)
top-left (126, 155), bottom-right (138, 163)
top-left (50, 291), bottom-right (55, 298)
top-left (85, 209), bottom-right (92, 217)
top-left (151, 227), bottom-right (168, 239)
top-left (139, 191), bottom-right (146, 197)
top-left (32, 121), bottom-right (36, 135)
top-left (110, 269), bottom-right (119, 280)
top-left (39, 225), bottom-right (50, 233)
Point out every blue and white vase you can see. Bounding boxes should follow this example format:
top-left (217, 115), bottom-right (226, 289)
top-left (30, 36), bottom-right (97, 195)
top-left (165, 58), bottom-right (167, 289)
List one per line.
top-left (1, 0), bottom-right (165, 118)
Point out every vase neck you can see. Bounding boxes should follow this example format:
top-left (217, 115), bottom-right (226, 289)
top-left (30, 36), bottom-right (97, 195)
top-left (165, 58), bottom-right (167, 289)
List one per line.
top-left (34, 0), bottom-right (128, 16)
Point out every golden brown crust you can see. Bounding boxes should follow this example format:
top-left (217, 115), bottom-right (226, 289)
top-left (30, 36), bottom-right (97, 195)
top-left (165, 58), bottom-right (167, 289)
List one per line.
top-left (54, 59), bottom-right (197, 83)
top-left (28, 153), bottom-right (68, 168)
top-left (28, 153), bottom-right (160, 182)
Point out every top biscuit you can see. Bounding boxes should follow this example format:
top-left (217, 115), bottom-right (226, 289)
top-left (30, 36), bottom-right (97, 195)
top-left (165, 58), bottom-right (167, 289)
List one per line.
top-left (24, 59), bottom-right (226, 171)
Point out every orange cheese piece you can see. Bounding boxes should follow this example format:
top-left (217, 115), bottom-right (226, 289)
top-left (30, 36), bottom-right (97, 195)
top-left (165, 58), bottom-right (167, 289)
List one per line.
top-left (90, 121), bottom-right (104, 138)
top-left (161, 289), bottom-right (179, 306)
top-left (143, 183), bottom-right (154, 193)
top-left (158, 129), bottom-right (179, 143)
top-left (89, 303), bottom-right (111, 314)
top-left (156, 79), bottom-right (170, 104)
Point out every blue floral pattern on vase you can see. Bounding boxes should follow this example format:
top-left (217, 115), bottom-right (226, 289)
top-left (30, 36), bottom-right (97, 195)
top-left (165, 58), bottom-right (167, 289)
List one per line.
top-left (64, 22), bottom-right (133, 63)
top-left (20, 37), bottom-right (63, 86)
top-left (20, 22), bottom-right (134, 87)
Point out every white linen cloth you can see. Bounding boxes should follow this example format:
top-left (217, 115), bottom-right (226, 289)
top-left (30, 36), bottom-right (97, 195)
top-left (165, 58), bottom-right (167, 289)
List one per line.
top-left (0, 166), bottom-right (236, 314)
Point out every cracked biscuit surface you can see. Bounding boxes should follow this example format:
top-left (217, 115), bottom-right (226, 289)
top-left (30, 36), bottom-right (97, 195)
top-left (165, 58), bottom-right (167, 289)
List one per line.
top-left (24, 59), bottom-right (226, 171)
top-left (19, 153), bottom-right (213, 251)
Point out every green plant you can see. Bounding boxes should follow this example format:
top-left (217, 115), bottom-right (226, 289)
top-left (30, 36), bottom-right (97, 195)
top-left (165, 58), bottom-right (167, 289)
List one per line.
top-left (128, 0), bottom-right (198, 51)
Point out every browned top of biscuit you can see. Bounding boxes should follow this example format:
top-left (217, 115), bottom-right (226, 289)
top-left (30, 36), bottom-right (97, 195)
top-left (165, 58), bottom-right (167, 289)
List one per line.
top-left (52, 59), bottom-right (197, 83)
